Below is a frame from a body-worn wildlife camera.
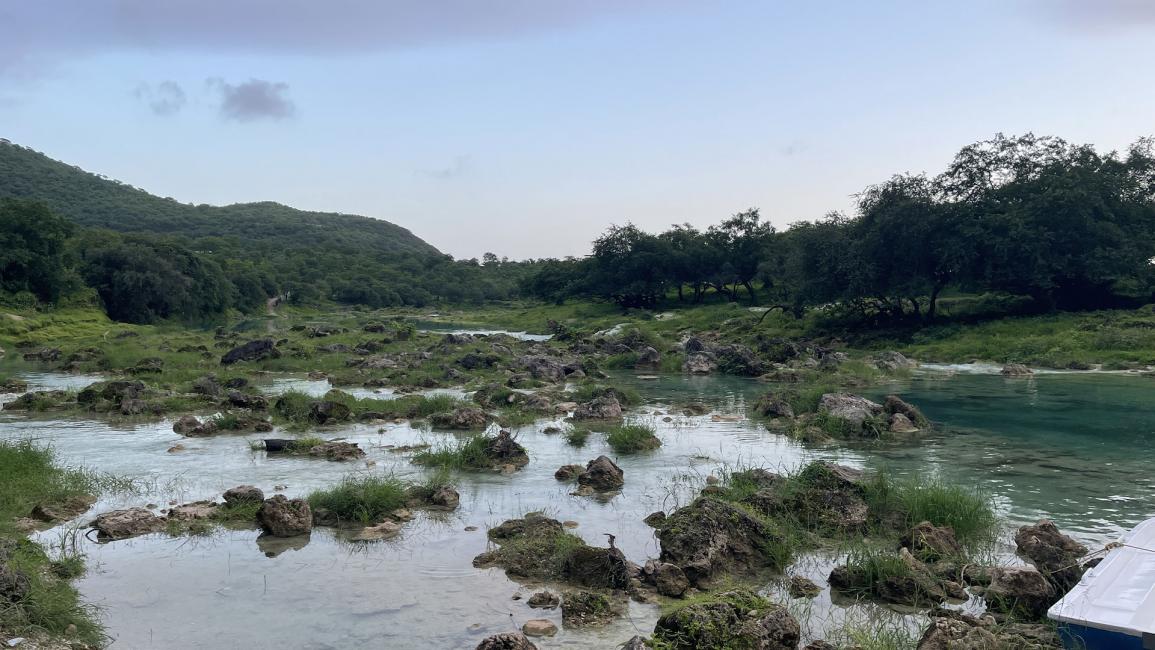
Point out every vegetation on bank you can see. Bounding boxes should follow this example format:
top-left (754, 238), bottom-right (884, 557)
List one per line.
top-left (0, 441), bottom-right (109, 646)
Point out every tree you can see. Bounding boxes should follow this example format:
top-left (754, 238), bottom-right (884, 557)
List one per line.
top-left (0, 199), bottom-right (75, 302)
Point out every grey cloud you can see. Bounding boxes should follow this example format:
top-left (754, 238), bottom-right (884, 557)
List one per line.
top-left (0, 1), bottom-right (686, 79)
top-left (1038, 0), bottom-right (1155, 30)
top-left (208, 78), bottom-right (295, 122)
top-left (134, 80), bottom-right (187, 116)
top-left (420, 155), bottom-right (472, 180)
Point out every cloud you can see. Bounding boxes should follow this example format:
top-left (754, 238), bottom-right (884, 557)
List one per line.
top-left (420, 155), bottom-right (472, 180)
top-left (208, 78), bottom-right (295, 122)
top-left (1038, 0), bottom-right (1155, 31)
top-left (134, 80), bottom-right (187, 116)
top-left (0, 1), bottom-right (686, 79)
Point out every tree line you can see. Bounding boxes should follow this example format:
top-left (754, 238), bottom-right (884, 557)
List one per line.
top-left (522, 134), bottom-right (1155, 322)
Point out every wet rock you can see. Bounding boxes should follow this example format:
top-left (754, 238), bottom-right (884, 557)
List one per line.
top-left (223, 485), bottom-right (265, 505)
top-left (221, 338), bottom-right (280, 365)
top-left (577, 455), bottom-right (624, 491)
top-left (256, 533), bottom-right (311, 558)
top-left (90, 507), bottom-right (166, 541)
top-left (652, 590), bottom-right (800, 650)
top-left (787, 575), bottom-right (822, 598)
top-left (521, 619), bottom-right (558, 637)
top-left (740, 462), bottom-right (868, 534)
top-left (901, 522), bottom-right (964, 562)
top-left (682, 352), bottom-right (716, 374)
top-left (984, 566), bottom-right (1056, 620)
top-left (644, 511), bottom-right (667, 527)
top-left (657, 497), bottom-right (788, 587)
top-left (635, 346), bottom-right (661, 368)
top-left (884, 394), bottom-right (926, 425)
top-left (257, 495), bottom-right (313, 537)
top-left (817, 393), bottom-right (884, 426)
top-left (554, 464), bottom-right (585, 481)
top-left (753, 394), bottom-right (794, 419)
top-left (475, 632), bottom-right (538, 650)
top-left (30, 495), bottom-right (96, 523)
top-left (561, 545), bottom-right (632, 589)
top-left (917, 609), bottom-right (1062, 650)
top-left (1014, 519), bottom-right (1088, 591)
top-left (519, 356), bottom-right (566, 382)
top-left (352, 520), bottom-right (402, 541)
top-left (2, 390), bottom-right (71, 411)
top-left (0, 378), bottom-right (28, 393)
top-left (228, 390), bottom-right (269, 410)
top-left (168, 501), bottom-right (217, 520)
top-left (184, 419), bottom-right (220, 436)
top-left (309, 400), bottom-right (352, 424)
top-left (573, 395), bottom-right (623, 420)
top-left (714, 344), bottom-right (765, 376)
top-left (1001, 364), bottom-right (1033, 377)
top-left (621, 636), bottom-right (647, 650)
top-left (484, 430), bottom-right (530, 468)
top-left (431, 406), bottom-right (489, 429)
top-left (488, 514), bottom-right (564, 541)
top-left (77, 380), bottom-right (145, 406)
top-left (829, 548), bottom-right (949, 607)
top-left (888, 412), bottom-right (919, 433)
top-left (803, 642), bottom-right (837, 650)
top-left (561, 591), bottom-right (619, 626)
top-left (654, 562), bottom-right (690, 597)
top-left (427, 486), bottom-right (461, 510)
top-left (527, 591), bottom-right (560, 609)
top-left (683, 336), bottom-right (708, 354)
top-left (874, 351), bottom-right (916, 371)
top-left (308, 440), bottom-right (366, 461)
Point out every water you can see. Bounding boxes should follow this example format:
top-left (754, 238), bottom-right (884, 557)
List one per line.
top-left (411, 320), bottom-right (552, 342)
top-left (3, 368), bottom-right (1154, 648)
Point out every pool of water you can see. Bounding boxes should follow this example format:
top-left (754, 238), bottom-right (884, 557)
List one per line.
top-left (3, 368), bottom-right (1153, 648)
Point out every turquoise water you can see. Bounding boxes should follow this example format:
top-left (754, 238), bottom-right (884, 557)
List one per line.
top-left (2, 367), bottom-right (1153, 647)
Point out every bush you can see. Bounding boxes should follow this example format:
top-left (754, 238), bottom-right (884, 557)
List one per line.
top-left (605, 424), bottom-right (661, 453)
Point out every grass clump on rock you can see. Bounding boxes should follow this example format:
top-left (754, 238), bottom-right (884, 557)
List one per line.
top-left (306, 474), bottom-right (409, 524)
top-left (862, 473), bottom-right (996, 545)
top-left (651, 589), bottom-right (800, 650)
top-left (412, 430), bottom-right (529, 471)
top-left (605, 424), bottom-right (661, 453)
top-left (473, 514), bottom-right (630, 589)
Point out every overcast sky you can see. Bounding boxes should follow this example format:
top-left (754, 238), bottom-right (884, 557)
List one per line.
top-left (2, 0), bottom-right (1153, 259)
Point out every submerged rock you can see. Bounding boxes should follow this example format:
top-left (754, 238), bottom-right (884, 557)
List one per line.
top-left (90, 507), bottom-right (166, 541)
top-left (577, 455), bottom-right (624, 491)
top-left (257, 495), bottom-right (313, 537)
top-left (653, 590), bottom-right (799, 650)
top-left (554, 464), bottom-right (585, 481)
top-left (307, 440), bottom-right (366, 461)
top-left (173, 414), bottom-right (202, 434)
top-left (561, 591), bottom-right (619, 626)
top-left (475, 632), bottom-right (537, 650)
top-left (787, 575), bottom-right (822, 599)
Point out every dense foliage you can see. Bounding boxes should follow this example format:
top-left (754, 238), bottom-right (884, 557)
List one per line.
top-left (525, 134), bottom-right (1155, 321)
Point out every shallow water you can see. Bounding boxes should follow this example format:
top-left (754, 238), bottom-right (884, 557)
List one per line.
top-left (3, 367), bottom-right (1154, 648)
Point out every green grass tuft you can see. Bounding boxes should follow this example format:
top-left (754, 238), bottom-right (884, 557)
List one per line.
top-left (605, 423), bottom-right (661, 453)
top-left (306, 474), bottom-right (409, 524)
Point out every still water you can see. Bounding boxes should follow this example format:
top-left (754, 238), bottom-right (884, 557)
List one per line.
top-left (2, 367), bottom-right (1153, 648)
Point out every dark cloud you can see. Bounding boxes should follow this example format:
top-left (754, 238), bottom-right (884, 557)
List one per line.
top-left (208, 78), bottom-right (295, 122)
top-left (0, 1), bottom-right (684, 79)
top-left (1039, 0), bottom-right (1155, 31)
top-left (420, 155), bottom-right (472, 180)
top-left (134, 80), bottom-right (187, 116)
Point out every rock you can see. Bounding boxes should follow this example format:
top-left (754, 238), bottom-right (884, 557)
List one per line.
top-left (714, 344), bottom-right (765, 376)
top-left (916, 609), bottom-right (1062, 650)
top-left (191, 375), bottom-right (222, 396)
top-left (257, 495), bottom-right (313, 537)
top-left (829, 548), bottom-right (949, 607)
top-left (309, 400), bottom-right (352, 424)
top-left (753, 394), bottom-right (794, 419)
top-left (577, 456), bottom-right (625, 491)
top-left (519, 356), bottom-right (566, 382)
top-left (427, 486), bottom-right (461, 509)
top-left (22, 347), bottom-right (61, 363)
top-left (0, 563), bottom-right (31, 603)
top-left (127, 357), bottom-right (164, 374)
top-left (521, 620), bottom-right (557, 637)
top-left (1001, 364), bottom-right (1034, 377)
top-left (431, 406), bottom-right (489, 429)
top-left (77, 380), bottom-right (146, 406)
top-left (654, 562), bottom-right (690, 597)
top-left (561, 545), bottom-right (632, 589)
top-left (683, 352), bottom-right (716, 374)
top-left (475, 633), bottom-right (538, 650)
top-left (228, 390), bottom-right (269, 410)
top-left (984, 566), bottom-right (1056, 620)
top-left (0, 378), bottom-right (28, 394)
top-left (901, 521), bottom-right (964, 562)
top-left (221, 338), bottom-right (280, 365)
top-left (30, 495), bottom-right (96, 523)
top-left (527, 591), bottom-right (560, 609)
top-left (652, 590), bottom-right (800, 650)
top-left (308, 440), bottom-right (366, 461)
top-left (874, 351), bottom-right (916, 371)
top-left (888, 412), bottom-right (920, 433)
top-left (635, 346), bottom-right (661, 368)
top-left (817, 393), bottom-right (883, 426)
top-left (884, 394), bottom-right (926, 424)
top-left (622, 636), bottom-right (648, 650)
top-left (90, 507), bottom-right (166, 541)
top-left (1014, 519), bottom-right (1088, 591)
top-left (683, 336), bottom-right (708, 354)
top-left (484, 430), bottom-right (530, 468)
top-left (554, 464), bottom-right (585, 481)
top-left (352, 520), bottom-right (402, 541)
top-left (573, 395), bottom-right (623, 420)
top-left (561, 591), bottom-right (618, 626)
top-left (223, 485), bottom-right (264, 505)
top-left (173, 414), bottom-right (202, 434)
top-left (803, 643), bottom-right (837, 650)
top-left (657, 497), bottom-right (789, 587)
top-left (168, 501), bottom-right (217, 520)
top-left (787, 575), bottom-right (822, 598)
top-left (644, 511), bottom-right (667, 527)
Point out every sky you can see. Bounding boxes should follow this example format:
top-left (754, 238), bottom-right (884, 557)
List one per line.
top-left (1, 0), bottom-right (1154, 259)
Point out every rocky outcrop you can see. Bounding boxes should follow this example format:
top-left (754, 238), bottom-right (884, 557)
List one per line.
top-left (1014, 519), bottom-right (1088, 591)
top-left (90, 507), bottom-right (166, 541)
top-left (740, 462), bottom-right (869, 534)
top-left (577, 456), bottom-right (624, 491)
top-left (572, 395), bottom-right (623, 420)
top-left (257, 495), bottom-right (313, 537)
top-left (917, 609), bottom-right (1061, 650)
top-left (484, 430), bottom-right (530, 468)
top-left (829, 548), bottom-right (958, 607)
top-left (817, 393), bottom-right (883, 426)
top-left (657, 497), bottom-right (789, 587)
top-left (221, 339), bottom-right (280, 365)
top-left (527, 591), bottom-right (559, 609)
top-left (653, 590), bottom-right (799, 650)
top-left (984, 566), bottom-right (1056, 620)
top-left (475, 633), bottom-right (537, 650)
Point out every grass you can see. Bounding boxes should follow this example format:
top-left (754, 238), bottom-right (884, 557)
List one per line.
top-left (605, 423), bottom-right (661, 453)
top-left (831, 547), bottom-right (923, 600)
top-left (305, 474), bottom-right (409, 524)
top-left (564, 427), bottom-right (591, 447)
top-left (569, 382), bottom-right (642, 408)
top-left (862, 473), bottom-right (997, 545)
top-left (411, 435), bottom-right (495, 470)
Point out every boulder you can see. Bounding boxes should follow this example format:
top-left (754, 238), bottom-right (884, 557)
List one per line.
top-left (874, 351), bottom-right (916, 371)
top-left (22, 347), bottom-right (61, 363)
top-left (683, 336), bottom-right (708, 353)
top-left (307, 440), bottom-right (366, 461)
top-left (984, 567), bottom-right (1056, 620)
top-left (521, 620), bottom-right (557, 637)
top-left (644, 511), bottom-right (667, 527)
top-left (527, 591), bottom-right (560, 609)
top-left (917, 609), bottom-right (1062, 650)
top-left (561, 545), bottom-right (632, 589)
top-left (653, 590), bottom-right (800, 650)
top-left (519, 356), bottom-right (566, 382)
top-left (635, 346), bottom-right (661, 368)
top-left (561, 591), bottom-right (618, 626)
top-left (787, 575), bottom-right (822, 598)
top-left (622, 637), bottom-right (647, 650)
top-left (168, 501), bottom-right (217, 520)
top-left (1014, 519), bottom-right (1088, 591)
top-left (714, 344), bottom-right (765, 376)
top-left (221, 339), bottom-right (280, 365)
top-left (173, 414), bottom-right (202, 434)
top-left (309, 400), bottom-right (352, 424)
top-left (901, 521), bottom-right (964, 562)
top-left (191, 375), bottom-right (222, 396)
top-left (654, 562), bottom-right (690, 597)
top-left (817, 393), bottom-right (883, 426)
top-left (888, 412), bottom-right (920, 433)
top-left (223, 485), bottom-right (265, 505)
top-left (573, 395), bottom-right (623, 420)
top-left (828, 548), bottom-right (951, 607)
top-left (427, 486), bottom-right (461, 509)
top-left (484, 430), bottom-right (530, 468)
top-left (884, 394), bottom-right (925, 424)
top-left (228, 390), bottom-right (269, 410)
top-left (257, 495), bottom-right (313, 537)
top-left (431, 407), bottom-right (489, 429)
top-left (554, 464), bottom-right (585, 481)
top-left (352, 520), bottom-right (402, 541)
top-left (1001, 364), bottom-right (1033, 377)
top-left (475, 633), bottom-right (537, 650)
top-left (657, 497), bottom-right (788, 587)
top-left (90, 507), bottom-right (166, 541)
top-left (753, 394), bottom-right (794, 419)
top-left (683, 352), bottom-right (716, 374)
top-left (577, 456), bottom-right (625, 491)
